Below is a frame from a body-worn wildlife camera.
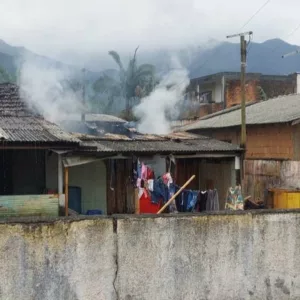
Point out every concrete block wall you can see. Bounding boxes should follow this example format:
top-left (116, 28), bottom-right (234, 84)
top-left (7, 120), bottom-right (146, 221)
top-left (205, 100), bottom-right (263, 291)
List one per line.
top-left (1, 213), bottom-right (300, 300)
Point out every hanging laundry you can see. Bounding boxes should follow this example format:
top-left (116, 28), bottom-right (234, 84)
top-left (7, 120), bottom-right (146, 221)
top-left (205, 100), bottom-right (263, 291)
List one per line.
top-left (206, 189), bottom-right (219, 211)
top-left (187, 191), bottom-right (199, 212)
top-left (151, 178), bottom-right (169, 204)
top-left (141, 162), bottom-right (147, 180)
top-left (225, 186), bottom-right (244, 210)
top-left (197, 191), bottom-right (208, 212)
top-left (139, 188), bottom-right (161, 214)
top-left (148, 179), bottom-right (154, 192)
top-left (137, 159), bottom-right (142, 178)
top-left (166, 182), bottom-right (177, 213)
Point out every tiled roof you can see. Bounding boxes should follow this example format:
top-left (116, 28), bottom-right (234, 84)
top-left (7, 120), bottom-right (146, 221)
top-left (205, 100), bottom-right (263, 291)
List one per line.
top-left (0, 83), bottom-right (79, 144)
top-left (182, 94), bottom-right (300, 131)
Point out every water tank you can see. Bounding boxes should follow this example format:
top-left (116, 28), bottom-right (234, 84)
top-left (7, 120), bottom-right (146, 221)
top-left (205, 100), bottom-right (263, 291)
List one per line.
top-left (68, 186), bottom-right (82, 214)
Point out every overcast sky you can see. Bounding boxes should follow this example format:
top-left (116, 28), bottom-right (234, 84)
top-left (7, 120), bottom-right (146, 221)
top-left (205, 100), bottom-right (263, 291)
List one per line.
top-left (1, 0), bottom-right (300, 67)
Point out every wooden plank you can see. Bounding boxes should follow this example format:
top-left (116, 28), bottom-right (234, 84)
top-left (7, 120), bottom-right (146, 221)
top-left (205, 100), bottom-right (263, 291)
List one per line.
top-left (134, 188), bottom-right (140, 214)
top-left (64, 167), bottom-right (69, 216)
top-left (0, 194), bottom-right (59, 217)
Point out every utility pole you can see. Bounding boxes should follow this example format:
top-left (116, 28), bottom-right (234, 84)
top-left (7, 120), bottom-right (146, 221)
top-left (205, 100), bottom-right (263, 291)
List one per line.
top-left (81, 68), bottom-right (86, 122)
top-left (226, 31), bottom-right (253, 149)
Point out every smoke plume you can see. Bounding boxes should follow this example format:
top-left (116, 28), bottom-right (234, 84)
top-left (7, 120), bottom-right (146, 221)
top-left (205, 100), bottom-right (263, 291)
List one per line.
top-left (133, 57), bottom-right (189, 134)
top-left (18, 55), bottom-right (84, 124)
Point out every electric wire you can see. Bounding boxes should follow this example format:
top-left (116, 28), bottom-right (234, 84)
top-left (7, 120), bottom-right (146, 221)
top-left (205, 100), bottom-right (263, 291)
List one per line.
top-left (197, 0), bottom-right (272, 71)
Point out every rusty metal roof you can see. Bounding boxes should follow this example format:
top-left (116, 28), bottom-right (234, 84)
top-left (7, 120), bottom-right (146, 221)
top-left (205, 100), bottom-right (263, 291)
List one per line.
top-left (0, 83), bottom-right (79, 144)
top-left (75, 131), bottom-right (241, 154)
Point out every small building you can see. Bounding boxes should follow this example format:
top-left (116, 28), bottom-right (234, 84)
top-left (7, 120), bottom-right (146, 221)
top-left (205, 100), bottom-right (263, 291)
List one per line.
top-left (182, 93), bottom-right (300, 204)
top-left (0, 84), bottom-right (242, 217)
top-left (0, 83), bottom-right (80, 217)
top-left (181, 72), bottom-right (299, 120)
top-left (48, 129), bottom-right (242, 214)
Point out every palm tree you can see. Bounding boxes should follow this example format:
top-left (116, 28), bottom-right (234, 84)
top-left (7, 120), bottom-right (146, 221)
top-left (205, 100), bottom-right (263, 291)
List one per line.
top-left (93, 47), bottom-right (157, 119)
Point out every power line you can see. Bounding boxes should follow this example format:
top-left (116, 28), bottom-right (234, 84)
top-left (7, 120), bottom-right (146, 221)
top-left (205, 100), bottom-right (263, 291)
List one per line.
top-left (197, 0), bottom-right (271, 71)
top-left (240, 0), bottom-right (271, 30)
top-left (247, 21), bottom-right (300, 73)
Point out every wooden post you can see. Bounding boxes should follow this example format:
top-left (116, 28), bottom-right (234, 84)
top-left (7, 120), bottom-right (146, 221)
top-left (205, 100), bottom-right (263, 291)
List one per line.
top-left (134, 188), bottom-right (140, 214)
top-left (64, 167), bottom-right (69, 216)
top-left (157, 175), bottom-right (195, 214)
top-left (240, 35), bottom-right (247, 149)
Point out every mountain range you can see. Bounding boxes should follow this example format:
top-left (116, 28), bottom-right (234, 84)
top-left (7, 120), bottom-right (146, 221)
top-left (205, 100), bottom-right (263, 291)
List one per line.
top-left (1, 38), bottom-right (300, 81)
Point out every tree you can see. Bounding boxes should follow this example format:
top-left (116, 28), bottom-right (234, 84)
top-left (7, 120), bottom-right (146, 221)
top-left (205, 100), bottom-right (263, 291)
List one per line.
top-left (93, 47), bottom-right (157, 119)
top-left (0, 67), bottom-right (16, 83)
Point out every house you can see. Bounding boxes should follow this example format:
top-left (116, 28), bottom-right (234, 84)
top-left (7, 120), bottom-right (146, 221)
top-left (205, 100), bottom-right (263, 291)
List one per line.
top-left (181, 93), bottom-right (300, 204)
top-left (181, 72), bottom-right (299, 120)
top-left (0, 83), bottom-right (242, 217)
top-left (46, 123), bottom-right (242, 214)
top-left (0, 83), bottom-right (80, 217)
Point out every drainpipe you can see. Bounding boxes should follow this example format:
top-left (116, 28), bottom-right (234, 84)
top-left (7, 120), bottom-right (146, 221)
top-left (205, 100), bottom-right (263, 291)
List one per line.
top-left (81, 68), bottom-right (86, 122)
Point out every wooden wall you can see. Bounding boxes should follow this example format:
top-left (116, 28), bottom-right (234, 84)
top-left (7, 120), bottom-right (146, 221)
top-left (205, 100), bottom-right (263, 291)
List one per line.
top-left (198, 123), bottom-right (294, 160)
top-left (106, 159), bottom-right (135, 215)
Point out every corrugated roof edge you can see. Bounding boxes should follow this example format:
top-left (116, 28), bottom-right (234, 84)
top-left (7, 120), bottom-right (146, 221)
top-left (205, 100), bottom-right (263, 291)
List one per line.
top-left (179, 93), bottom-right (299, 131)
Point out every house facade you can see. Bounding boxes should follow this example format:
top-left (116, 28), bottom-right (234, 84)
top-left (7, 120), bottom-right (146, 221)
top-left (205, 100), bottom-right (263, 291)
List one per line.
top-left (182, 94), bottom-right (300, 204)
top-left (0, 83), bottom-right (80, 217)
top-left (48, 130), bottom-right (242, 214)
top-left (0, 83), bottom-right (242, 217)
top-left (181, 72), bottom-right (300, 120)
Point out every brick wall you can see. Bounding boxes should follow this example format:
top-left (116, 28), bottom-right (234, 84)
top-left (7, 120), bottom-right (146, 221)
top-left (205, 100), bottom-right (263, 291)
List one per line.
top-left (225, 80), bottom-right (258, 107)
top-left (198, 124), bottom-right (294, 160)
top-left (259, 79), bottom-right (294, 100)
top-left (225, 78), bottom-right (295, 108)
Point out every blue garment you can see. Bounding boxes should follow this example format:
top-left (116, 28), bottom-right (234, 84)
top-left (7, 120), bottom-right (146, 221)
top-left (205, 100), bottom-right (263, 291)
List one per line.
top-left (174, 186), bottom-right (199, 212)
top-left (137, 160), bottom-right (142, 178)
top-left (150, 179), bottom-right (169, 204)
top-left (187, 191), bottom-right (199, 211)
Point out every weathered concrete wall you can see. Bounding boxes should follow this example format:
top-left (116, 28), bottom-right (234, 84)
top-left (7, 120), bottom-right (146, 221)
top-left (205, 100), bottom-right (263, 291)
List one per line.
top-left (0, 218), bottom-right (116, 300)
top-left (116, 213), bottom-right (300, 300)
top-left (2, 212), bottom-right (300, 300)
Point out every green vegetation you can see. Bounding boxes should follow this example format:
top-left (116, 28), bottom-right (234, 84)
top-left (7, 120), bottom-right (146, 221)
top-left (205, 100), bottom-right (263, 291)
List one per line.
top-left (93, 47), bottom-right (157, 120)
top-left (0, 66), bottom-right (16, 83)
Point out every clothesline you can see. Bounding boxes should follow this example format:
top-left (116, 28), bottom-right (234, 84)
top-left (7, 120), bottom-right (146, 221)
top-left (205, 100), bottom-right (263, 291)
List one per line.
top-left (134, 159), bottom-right (220, 214)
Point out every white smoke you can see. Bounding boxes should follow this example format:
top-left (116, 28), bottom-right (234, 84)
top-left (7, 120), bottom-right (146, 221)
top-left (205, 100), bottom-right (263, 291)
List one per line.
top-left (133, 57), bottom-right (189, 134)
top-left (18, 56), bottom-right (84, 124)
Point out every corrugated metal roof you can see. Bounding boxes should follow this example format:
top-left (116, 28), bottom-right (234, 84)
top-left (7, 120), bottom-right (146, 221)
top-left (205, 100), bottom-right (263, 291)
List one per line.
top-left (76, 132), bottom-right (241, 153)
top-left (80, 139), bottom-right (240, 153)
top-left (72, 131), bottom-right (209, 142)
top-left (182, 94), bottom-right (300, 131)
top-left (0, 117), bottom-right (80, 143)
top-left (61, 113), bottom-right (126, 123)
